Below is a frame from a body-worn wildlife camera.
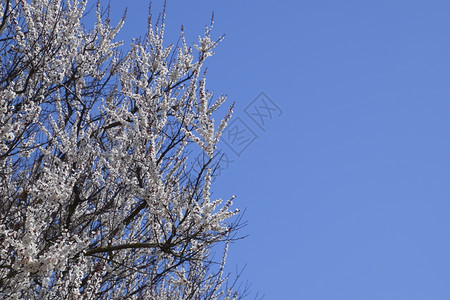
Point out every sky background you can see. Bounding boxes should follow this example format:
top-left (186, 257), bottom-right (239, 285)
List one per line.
top-left (105, 1), bottom-right (450, 299)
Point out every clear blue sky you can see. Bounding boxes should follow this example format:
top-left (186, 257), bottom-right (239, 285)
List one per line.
top-left (108, 1), bottom-right (450, 299)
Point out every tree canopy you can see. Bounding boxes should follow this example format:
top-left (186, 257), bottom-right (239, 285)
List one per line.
top-left (0, 0), bottom-right (243, 298)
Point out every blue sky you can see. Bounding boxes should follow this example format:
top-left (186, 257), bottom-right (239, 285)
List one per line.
top-left (108, 1), bottom-right (450, 299)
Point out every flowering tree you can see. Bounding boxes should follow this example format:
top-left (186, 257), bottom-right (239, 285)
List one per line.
top-left (0, 0), bottom-right (243, 298)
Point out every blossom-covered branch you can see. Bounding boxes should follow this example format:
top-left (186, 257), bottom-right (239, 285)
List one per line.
top-left (0, 1), bottom-right (243, 299)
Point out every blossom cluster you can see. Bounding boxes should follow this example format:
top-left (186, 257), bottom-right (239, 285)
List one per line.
top-left (0, 1), bottom-right (241, 298)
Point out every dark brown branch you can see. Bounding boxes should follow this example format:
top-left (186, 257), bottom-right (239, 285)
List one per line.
top-left (85, 242), bottom-right (159, 256)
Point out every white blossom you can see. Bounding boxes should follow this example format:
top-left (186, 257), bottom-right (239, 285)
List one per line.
top-left (0, 1), bottom-right (242, 299)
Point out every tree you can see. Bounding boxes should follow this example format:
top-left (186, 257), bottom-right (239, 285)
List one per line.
top-left (0, 0), bottom-right (243, 298)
